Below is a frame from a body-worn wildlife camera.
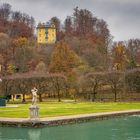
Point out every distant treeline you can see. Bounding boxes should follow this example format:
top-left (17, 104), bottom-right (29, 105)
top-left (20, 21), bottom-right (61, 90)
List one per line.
top-left (0, 69), bottom-right (139, 102)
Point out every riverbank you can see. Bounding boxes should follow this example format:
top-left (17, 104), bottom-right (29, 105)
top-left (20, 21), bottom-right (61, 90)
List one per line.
top-left (0, 109), bottom-right (140, 127)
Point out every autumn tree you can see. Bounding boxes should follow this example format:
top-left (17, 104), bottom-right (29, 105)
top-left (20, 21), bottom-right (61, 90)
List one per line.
top-left (14, 78), bottom-right (30, 102)
top-left (49, 74), bottom-right (67, 102)
top-left (125, 69), bottom-right (140, 93)
top-left (12, 37), bottom-right (28, 48)
top-left (126, 39), bottom-right (140, 69)
top-left (29, 75), bottom-right (49, 102)
top-left (67, 69), bottom-right (80, 102)
top-left (0, 3), bottom-right (35, 38)
top-left (105, 71), bottom-right (123, 102)
top-left (63, 7), bottom-right (111, 71)
top-left (36, 46), bottom-right (54, 68)
top-left (49, 41), bottom-right (81, 73)
top-left (73, 7), bottom-right (96, 35)
top-left (50, 17), bottom-right (61, 40)
top-left (95, 19), bottom-right (111, 70)
top-left (0, 3), bottom-right (11, 21)
top-left (0, 33), bottom-right (11, 75)
top-left (0, 78), bottom-right (13, 98)
top-left (1, 75), bottom-right (28, 102)
top-left (9, 22), bottom-right (34, 38)
top-left (65, 37), bottom-right (108, 71)
top-left (35, 61), bottom-right (47, 73)
top-left (12, 37), bottom-right (29, 72)
top-left (112, 42), bottom-right (128, 71)
top-left (64, 16), bottom-right (73, 36)
top-left (82, 72), bottom-right (103, 101)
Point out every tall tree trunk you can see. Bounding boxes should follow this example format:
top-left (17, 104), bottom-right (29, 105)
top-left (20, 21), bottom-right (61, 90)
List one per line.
top-left (91, 88), bottom-right (97, 102)
top-left (58, 91), bottom-right (61, 102)
top-left (74, 92), bottom-right (77, 102)
top-left (22, 94), bottom-right (26, 102)
top-left (74, 88), bottom-right (78, 102)
top-left (114, 90), bottom-right (117, 102)
top-left (90, 94), bottom-right (94, 102)
top-left (93, 92), bottom-right (96, 101)
top-left (39, 93), bottom-right (43, 102)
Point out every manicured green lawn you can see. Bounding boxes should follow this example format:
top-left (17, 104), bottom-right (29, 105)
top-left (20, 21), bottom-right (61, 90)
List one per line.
top-left (0, 102), bottom-right (140, 118)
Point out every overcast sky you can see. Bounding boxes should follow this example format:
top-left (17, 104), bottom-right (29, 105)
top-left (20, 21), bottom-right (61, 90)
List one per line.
top-left (0, 0), bottom-right (140, 41)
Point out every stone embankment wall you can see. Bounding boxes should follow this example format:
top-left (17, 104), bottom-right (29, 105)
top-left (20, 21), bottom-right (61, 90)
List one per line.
top-left (0, 110), bottom-right (140, 127)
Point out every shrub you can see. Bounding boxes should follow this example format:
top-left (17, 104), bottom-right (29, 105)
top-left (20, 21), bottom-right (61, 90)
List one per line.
top-left (125, 69), bottom-right (140, 93)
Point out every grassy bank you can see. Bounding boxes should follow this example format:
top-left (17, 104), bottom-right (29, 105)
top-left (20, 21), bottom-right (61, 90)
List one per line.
top-left (0, 102), bottom-right (140, 118)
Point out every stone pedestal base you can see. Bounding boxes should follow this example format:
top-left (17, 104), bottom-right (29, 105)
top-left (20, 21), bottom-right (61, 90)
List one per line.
top-left (29, 105), bottom-right (39, 121)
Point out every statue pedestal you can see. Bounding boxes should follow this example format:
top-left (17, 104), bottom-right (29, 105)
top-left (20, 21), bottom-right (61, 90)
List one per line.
top-left (29, 105), bottom-right (39, 121)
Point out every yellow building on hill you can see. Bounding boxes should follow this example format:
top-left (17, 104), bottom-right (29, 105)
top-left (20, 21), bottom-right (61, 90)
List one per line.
top-left (37, 22), bottom-right (56, 44)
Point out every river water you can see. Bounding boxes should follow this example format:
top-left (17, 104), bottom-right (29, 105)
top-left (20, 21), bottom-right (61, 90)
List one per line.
top-left (0, 115), bottom-right (140, 140)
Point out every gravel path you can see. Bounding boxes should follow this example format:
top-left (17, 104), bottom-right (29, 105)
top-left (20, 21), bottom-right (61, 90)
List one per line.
top-left (0, 109), bottom-right (140, 123)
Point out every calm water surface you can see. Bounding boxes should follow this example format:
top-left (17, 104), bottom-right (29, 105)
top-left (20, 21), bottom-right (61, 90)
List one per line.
top-left (0, 115), bottom-right (140, 140)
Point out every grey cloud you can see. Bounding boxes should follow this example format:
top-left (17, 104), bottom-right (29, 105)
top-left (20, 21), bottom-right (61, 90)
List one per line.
top-left (0, 0), bottom-right (140, 41)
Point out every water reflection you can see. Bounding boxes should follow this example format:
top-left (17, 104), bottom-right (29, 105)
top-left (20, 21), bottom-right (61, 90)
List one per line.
top-left (28, 129), bottom-right (41, 140)
top-left (0, 126), bottom-right (29, 140)
top-left (0, 115), bottom-right (140, 140)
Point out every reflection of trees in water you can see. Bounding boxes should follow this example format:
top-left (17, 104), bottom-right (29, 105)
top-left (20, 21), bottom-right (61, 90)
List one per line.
top-left (0, 127), bottom-right (42, 140)
top-left (28, 129), bottom-right (41, 140)
top-left (0, 126), bottom-right (29, 139)
top-left (0, 126), bottom-right (56, 140)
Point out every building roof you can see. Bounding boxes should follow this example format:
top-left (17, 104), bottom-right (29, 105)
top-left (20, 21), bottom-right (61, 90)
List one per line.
top-left (37, 22), bottom-right (55, 29)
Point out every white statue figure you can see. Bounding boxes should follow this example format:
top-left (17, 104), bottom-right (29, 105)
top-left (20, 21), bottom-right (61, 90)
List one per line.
top-left (31, 87), bottom-right (38, 105)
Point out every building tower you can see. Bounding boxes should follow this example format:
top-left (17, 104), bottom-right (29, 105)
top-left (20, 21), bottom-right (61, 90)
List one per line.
top-left (37, 22), bottom-right (56, 44)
